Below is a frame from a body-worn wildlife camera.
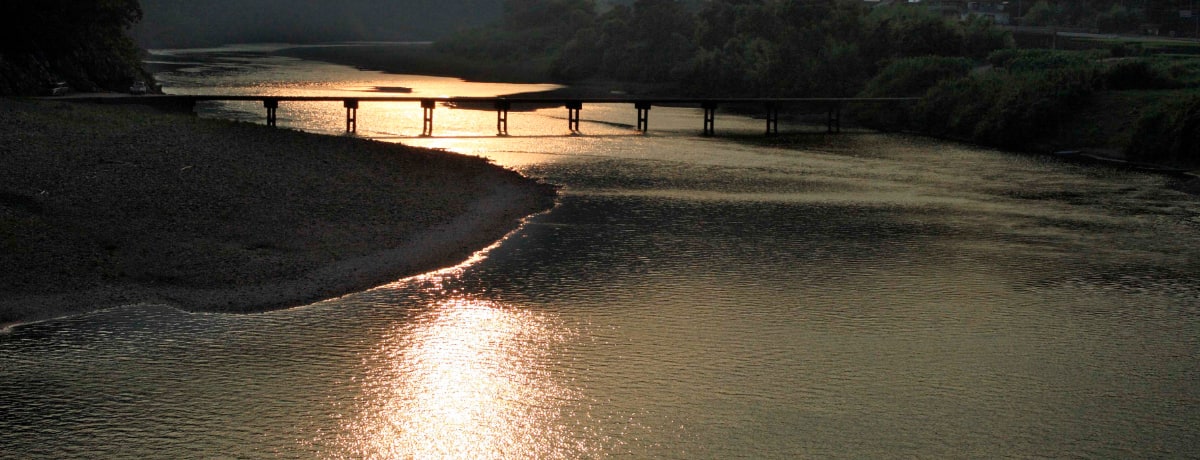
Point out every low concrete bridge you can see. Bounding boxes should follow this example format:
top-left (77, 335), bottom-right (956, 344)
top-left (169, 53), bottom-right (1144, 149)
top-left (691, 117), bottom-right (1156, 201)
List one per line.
top-left (68, 94), bottom-right (918, 137)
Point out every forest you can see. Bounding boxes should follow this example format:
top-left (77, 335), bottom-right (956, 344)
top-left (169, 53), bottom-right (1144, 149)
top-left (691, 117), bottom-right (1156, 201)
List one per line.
top-left (438, 0), bottom-right (1015, 95)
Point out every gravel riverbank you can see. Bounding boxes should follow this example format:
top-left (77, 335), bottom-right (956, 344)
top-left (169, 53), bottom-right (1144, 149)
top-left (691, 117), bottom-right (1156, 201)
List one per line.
top-left (0, 98), bottom-right (556, 328)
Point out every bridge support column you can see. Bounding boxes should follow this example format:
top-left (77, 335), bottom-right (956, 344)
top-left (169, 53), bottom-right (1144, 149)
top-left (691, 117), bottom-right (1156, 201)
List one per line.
top-left (264, 99), bottom-right (279, 127)
top-left (702, 102), bottom-right (718, 136)
top-left (827, 104), bottom-right (841, 133)
top-left (421, 99), bottom-right (436, 136)
top-left (765, 103), bottom-right (779, 136)
top-left (635, 102), bottom-right (651, 133)
top-left (495, 100), bottom-right (511, 136)
top-left (566, 101), bottom-right (583, 133)
top-left (344, 99), bottom-right (359, 133)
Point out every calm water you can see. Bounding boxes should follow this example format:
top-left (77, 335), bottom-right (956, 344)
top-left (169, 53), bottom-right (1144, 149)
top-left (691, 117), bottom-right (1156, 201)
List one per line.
top-left (3, 44), bottom-right (1200, 458)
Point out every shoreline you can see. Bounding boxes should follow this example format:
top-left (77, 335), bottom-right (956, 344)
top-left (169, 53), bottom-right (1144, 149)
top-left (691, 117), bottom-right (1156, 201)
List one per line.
top-left (0, 98), bottom-right (557, 329)
top-left (276, 43), bottom-right (680, 99)
top-left (276, 43), bottom-right (558, 85)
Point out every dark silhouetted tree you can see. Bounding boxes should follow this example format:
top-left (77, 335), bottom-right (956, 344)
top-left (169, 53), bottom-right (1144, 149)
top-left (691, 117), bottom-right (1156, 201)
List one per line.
top-left (0, 0), bottom-right (148, 94)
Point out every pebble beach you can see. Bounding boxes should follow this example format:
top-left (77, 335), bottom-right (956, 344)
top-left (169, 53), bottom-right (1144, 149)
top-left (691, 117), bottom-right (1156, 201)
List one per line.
top-left (0, 98), bottom-right (557, 328)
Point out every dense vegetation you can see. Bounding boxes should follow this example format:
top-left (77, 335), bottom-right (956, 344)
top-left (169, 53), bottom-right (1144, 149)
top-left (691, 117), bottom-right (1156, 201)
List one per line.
top-left (436, 0), bottom-right (1011, 96)
top-left (0, 0), bottom-right (149, 95)
top-left (1124, 93), bottom-right (1200, 164)
top-left (438, 0), bottom-right (1200, 166)
top-left (854, 49), bottom-right (1200, 165)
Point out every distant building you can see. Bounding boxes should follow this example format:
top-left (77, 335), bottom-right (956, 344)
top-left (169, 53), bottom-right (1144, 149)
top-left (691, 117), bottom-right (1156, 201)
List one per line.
top-left (962, 1), bottom-right (1011, 25)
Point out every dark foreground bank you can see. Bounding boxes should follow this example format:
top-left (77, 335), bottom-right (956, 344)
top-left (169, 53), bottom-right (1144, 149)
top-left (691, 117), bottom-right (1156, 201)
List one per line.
top-left (0, 99), bottom-right (557, 328)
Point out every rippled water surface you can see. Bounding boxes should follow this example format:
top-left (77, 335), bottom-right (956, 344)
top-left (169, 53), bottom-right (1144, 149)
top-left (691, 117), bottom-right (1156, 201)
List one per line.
top-left (3, 44), bottom-right (1200, 458)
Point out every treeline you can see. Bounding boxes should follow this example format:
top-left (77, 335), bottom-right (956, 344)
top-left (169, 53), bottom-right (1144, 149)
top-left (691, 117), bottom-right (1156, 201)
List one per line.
top-left (0, 0), bottom-right (148, 95)
top-left (436, 0), bottom-right (1012, 96)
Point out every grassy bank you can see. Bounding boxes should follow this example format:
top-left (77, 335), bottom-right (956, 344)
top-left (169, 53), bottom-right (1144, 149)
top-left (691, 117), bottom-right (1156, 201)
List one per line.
top-left (0, 98), bottom-right (556, 327)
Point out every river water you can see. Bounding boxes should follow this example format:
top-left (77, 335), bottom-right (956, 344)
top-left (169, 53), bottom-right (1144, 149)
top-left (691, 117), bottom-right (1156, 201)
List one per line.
top-left (3, 44), bottom-right (1200, 458)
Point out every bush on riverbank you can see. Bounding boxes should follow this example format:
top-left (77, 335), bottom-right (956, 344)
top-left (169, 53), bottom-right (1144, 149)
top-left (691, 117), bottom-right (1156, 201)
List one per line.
top-left (989, 49), bottom-right (1191, 91)
top-left (858, 56), bottom-right (974, 95)
top-left (1103, 59), bottom-right (1181, 90)
top-left (853, 52), bottom-right (1103, 145)
top-left (941, 61), bottom-right (1110, 147)
top-left (852, 48), bottom-right (1200, 164)
top-left (850, 56), bottom-right (974, 130)
top-left (1126, 94), bottom-right (1200, 165)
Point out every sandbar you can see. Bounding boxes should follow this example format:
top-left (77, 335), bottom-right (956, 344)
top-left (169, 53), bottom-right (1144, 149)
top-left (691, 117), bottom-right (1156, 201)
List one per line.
top-left (0, 99), bottom-right (556, 328)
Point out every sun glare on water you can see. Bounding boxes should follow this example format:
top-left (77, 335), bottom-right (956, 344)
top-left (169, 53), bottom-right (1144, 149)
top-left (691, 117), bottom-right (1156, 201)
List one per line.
top-left (342, 295), bottom-right (587, 459)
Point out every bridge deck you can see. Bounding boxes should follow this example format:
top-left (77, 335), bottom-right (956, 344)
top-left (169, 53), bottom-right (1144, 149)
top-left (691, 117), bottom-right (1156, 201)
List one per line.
top-left (174, 95), bottom-right (916, 104)
top-left (65, 94), bottom-right (918, 136)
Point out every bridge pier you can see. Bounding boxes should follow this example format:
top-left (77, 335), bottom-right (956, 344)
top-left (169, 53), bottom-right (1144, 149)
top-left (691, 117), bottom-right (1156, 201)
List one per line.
top-left (635, 102), bottom-right (651, 133)
top-left (344, 99), bottom-right (359, 133)
top-left (495, 100), bottom-right (511, 136)
top-left (827, 104), bottom-right (841, 133)
top-left (765, 103), bottom-right (779, 136)
top-left (264, 99), bottom-right (279, 127)
top-left (566, 101), bottom-right (583, 133)
top-left (702, 102), bottom-right (718, 136)
top-left (421, 99), bottom-right (436, 136)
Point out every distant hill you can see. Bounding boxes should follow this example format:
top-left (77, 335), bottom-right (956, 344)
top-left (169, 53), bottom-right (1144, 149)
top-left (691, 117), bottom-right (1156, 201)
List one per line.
top-left (135, 0), bottom-right (503, 48)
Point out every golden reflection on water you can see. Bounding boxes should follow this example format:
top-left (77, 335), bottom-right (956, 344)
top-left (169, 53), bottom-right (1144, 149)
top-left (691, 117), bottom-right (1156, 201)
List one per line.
top-left (345, 295), bottom-right (583, 459)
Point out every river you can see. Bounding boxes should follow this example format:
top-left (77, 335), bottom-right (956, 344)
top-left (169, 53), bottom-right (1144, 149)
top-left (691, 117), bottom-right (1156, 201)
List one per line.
top-left (2, 43), bottom-right (1199, 458)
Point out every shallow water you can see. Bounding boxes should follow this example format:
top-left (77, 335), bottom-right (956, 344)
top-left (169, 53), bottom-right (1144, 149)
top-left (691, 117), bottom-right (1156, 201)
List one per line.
top-left (3, 44), bottom-right (1199, 458)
